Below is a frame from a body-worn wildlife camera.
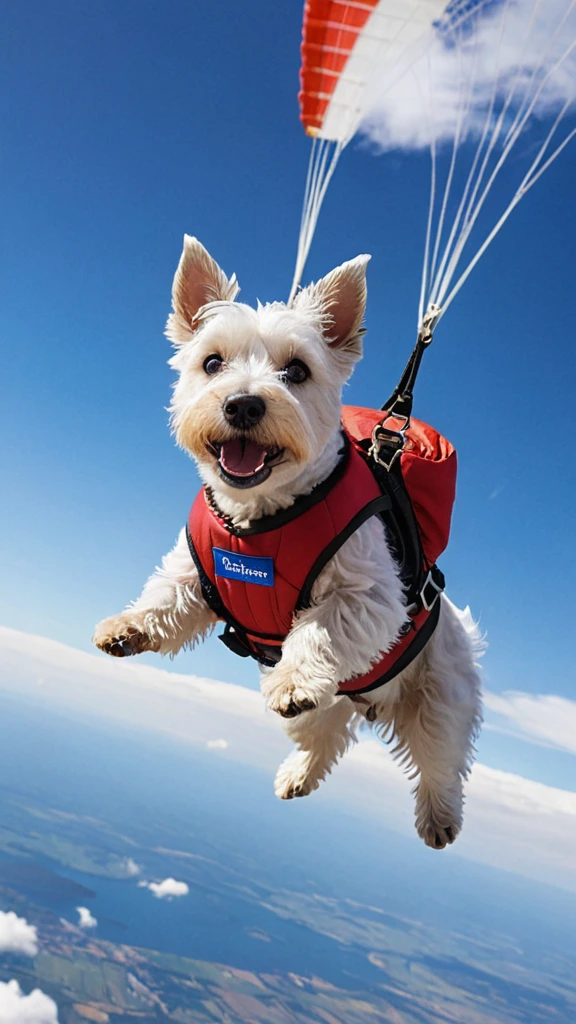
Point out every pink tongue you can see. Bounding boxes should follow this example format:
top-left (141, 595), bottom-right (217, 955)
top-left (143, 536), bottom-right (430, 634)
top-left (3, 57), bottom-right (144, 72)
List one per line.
top-left (220, 439), bottom-right (268, 477)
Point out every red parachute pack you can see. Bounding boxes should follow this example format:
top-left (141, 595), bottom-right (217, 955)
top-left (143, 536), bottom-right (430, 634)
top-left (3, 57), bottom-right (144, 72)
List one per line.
top-left (341, 405), bottom-right (457, 567)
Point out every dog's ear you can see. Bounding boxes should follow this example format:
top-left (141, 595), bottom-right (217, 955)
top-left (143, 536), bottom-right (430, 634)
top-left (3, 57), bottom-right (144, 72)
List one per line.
top-left (295, 254), bottom-right (370, 357)
top-left (166, 235), bottom-right (240, 344)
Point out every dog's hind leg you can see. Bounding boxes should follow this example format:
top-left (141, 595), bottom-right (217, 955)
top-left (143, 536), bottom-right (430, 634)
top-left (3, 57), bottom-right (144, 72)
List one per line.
top-left (376, 597), bottom-right (483, 849)
top-left (274, 697), bottom-right (357, 800)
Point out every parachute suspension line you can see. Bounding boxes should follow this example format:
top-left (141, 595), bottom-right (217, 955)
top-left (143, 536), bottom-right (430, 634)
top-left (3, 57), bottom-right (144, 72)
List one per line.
top-left (501, 0), bottom-right (574, 152)
top-left (297, 135), bottom-right (319, 266)
top-left (417, 128), bottom-right (437, 333)
top-left (426, 0), bottom-right (576, 319)
top-left (417, 51), bottom-right (438, 332)
top-left (428, 29), bottom-right (462, 292)
top-left (289, 138), bottom-right (343, 304)
top-left (436, 24), bottom-right (576, 313)
top-left (299, 138), bottom-right (328, 276)
top-left (442, 97), bottom-right (576, 316)
top-left (299, 138), bottom-right (341, 290)
top-left (426, 17), bottom-right (477, 313)
top-left (425, 0), bottom-right (516, 320)
top-left (427, 18), bottom-right (498, 315)
top-left (418, 0), bottom-right (514, 330)
top-left (290, 137), bottom-right (325, 304)
top-left (457, 0), bottom-right (516, 231)
top-left (420, 2), bottom-right (502, 333)
top-left (428, 0), bottom-right (514, 310)
top-left (456, 0), bottom-right (563, 241)
top-left (520, 120), bottom-right (576, 194)
top-left (418, 10), bottom-right (485, 335)
top-left (301, 139), bottom-right (328, 261)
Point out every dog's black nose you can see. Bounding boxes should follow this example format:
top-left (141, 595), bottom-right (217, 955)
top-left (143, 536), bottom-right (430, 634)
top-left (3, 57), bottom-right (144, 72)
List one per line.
top-left (223, 394), bottom-right (266, 429)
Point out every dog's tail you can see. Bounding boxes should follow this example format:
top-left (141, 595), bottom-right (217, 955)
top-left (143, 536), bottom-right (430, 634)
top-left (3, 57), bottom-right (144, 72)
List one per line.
top-left (445, 597), bottom-right (487, 667)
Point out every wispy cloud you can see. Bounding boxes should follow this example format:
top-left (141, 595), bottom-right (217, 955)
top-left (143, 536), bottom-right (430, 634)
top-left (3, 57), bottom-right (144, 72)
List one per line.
top-left (139, 878), bottom-right (189, 900)
top-left (76, 907), bottom-right (97, 930)
top-left (206, 738), bottom-right (228, 750)
top-left (488, 484), bottom-right (505, 500)
top-left (1, 625), bottom-right (576, 892)
top-left (336, 741), bottom-right (576, 886)
top-left (362, 0), bottom-right (576, 152)
top-left (0, 980), bottom-right (58, 1024)
top-left (359, 1), bottom-right (576, 314)
top-left (0, 911), bottom-right (38, 957)
top-left (484, 689), bottom-right (576, 754)
top-left (118, 857), bottom-right (141, 877)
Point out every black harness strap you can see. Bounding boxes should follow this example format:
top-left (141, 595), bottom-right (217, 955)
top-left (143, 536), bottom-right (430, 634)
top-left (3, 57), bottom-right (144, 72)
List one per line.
top-left (296, 494), bottom-right (392, 611)
top-left (381, 336), bottom-right (428, 423)
top-left (380, 306), bottom-right (439, 425)
top-left (339, 597), bottom-right (441, 696)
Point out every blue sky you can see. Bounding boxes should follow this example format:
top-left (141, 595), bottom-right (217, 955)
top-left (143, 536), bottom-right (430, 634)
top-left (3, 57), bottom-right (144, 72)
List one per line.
top-left (1, 1), bottom-right (575, 793)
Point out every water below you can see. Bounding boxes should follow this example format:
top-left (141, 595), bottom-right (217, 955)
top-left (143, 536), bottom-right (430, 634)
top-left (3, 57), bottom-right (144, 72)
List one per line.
top-left (0, 850), bottom-right (387, 991)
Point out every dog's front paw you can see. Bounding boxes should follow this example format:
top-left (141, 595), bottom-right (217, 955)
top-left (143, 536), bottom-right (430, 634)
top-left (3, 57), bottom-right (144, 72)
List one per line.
top-left (93, 615), bottom-right (160, 658)
top-left (262, 664), bottom-right (334, 718)
top-left (265, 681), bottom-right (318, 718)
top-left (270, 688), bottom-right (318, 718)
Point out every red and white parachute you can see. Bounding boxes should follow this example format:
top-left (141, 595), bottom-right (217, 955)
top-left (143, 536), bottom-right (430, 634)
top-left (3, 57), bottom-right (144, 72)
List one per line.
top-left (291, 0), bottom-right (576, 334)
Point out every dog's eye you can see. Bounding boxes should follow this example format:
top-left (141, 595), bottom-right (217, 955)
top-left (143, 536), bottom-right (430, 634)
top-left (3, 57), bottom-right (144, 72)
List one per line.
top-left (203, 354), bottom-right (224, 375)
top-left (282, 358), bottom-right (310, 385)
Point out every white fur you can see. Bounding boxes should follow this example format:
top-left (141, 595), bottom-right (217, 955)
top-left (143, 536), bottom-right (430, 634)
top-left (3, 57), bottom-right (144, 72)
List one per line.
top-left (93, 236), bottom-right (483, 849)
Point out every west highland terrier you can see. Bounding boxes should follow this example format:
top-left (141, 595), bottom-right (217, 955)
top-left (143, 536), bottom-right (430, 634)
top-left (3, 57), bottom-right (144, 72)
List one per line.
top-left (93, 236), bottom-right (483, 849)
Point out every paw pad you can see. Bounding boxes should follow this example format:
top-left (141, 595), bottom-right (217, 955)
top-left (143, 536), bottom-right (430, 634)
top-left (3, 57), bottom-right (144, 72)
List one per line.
top-left (278, 696), bottom-right (317, 719)
top-left (98, 627), bottom-right (152, 658)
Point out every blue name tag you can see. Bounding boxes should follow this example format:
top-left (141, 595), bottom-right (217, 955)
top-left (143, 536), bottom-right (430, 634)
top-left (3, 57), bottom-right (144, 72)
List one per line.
top-left (213, 548), bottom-right (275, 587)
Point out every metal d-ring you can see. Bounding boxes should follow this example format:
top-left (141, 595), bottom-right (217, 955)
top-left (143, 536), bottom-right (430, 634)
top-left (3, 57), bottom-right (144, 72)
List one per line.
top-left (369, 417), bottom-right (408, 472)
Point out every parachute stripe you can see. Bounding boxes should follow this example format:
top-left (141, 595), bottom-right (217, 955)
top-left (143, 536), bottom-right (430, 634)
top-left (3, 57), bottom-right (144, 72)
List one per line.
top-left (300, 0), bottom-right (447, 142)
top-left (300, 0), bottom-right (380, 137)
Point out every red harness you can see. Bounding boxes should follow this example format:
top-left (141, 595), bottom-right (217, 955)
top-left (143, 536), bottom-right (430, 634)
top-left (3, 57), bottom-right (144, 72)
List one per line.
top-left (187, 406), bottom-right (456, 695)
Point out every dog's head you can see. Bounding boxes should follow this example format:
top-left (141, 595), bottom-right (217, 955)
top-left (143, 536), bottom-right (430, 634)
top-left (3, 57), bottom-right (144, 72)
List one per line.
top-left (167, 236), bottom-right (370, 506)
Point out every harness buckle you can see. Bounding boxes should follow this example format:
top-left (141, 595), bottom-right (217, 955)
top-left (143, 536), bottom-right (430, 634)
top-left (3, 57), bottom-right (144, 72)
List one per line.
top-left (218, 625), bottom-right (252, 658)
top-left (417, 304), bottom-right (441, 346)
top-left (420, 567), bottom-right (445, 612)
top-left (369, 421), bottom-right (407, 472)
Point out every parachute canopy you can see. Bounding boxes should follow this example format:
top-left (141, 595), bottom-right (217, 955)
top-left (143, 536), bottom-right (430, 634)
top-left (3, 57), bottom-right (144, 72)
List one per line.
top-left (291, 1), bottom-right (576, 328)
top-left (299, 0), bottom-right (448, 145)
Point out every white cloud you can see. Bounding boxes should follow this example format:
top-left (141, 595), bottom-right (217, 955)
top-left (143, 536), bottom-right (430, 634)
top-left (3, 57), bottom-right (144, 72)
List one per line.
top-left (206, 738), bottom-right (228, 750)
top-left (76, 907), bottom-right (97, 929)
top-left (362, 0), bottom-right (576, 152)
top-left (0, 911), bottom-right (38, 957)
top-left (463, 762), bottom-right (576, 879)
top-left (0, 625), bottom-right (285, 773)
top-left (334, 740), bottom-right (576, 887)
top-left (358, 1), bottom-right (576, 307)
top-left (118, 857), bottom-right (141, 877)
top-left (484, 690), bottom-right (576, 755)
top-left (1, 624), bottom-right (576, 892)
top-left (0, 980), bottom-right (58, 1024)
top-left (139, 878), bottom-right (189, 900)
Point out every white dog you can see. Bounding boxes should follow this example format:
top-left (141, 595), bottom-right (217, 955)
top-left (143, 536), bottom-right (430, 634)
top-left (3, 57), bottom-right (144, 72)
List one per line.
top-left (93, 236), bottom-right (483, 849)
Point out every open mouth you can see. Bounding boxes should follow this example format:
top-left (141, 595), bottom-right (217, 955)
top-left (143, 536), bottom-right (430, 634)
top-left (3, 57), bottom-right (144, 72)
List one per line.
top-left (207, 439), bottom-right (284, 489)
